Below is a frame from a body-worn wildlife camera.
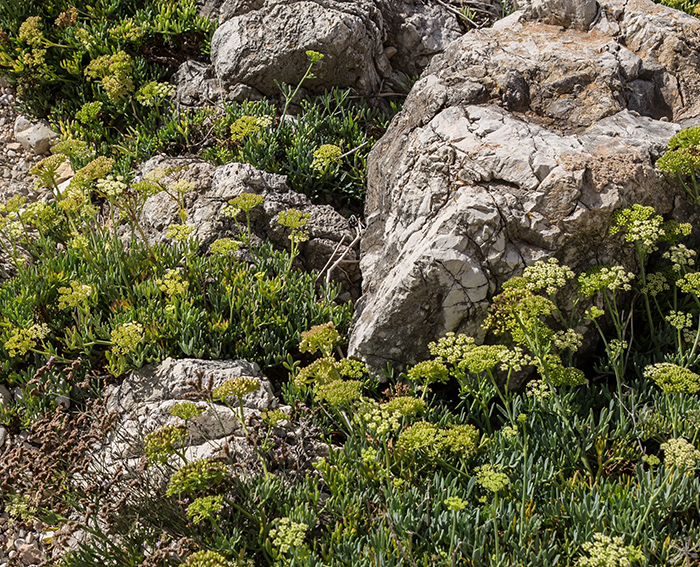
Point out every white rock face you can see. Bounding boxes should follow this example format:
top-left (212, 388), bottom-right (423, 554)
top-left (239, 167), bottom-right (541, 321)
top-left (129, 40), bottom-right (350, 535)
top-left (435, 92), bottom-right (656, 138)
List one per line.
top-left (349, 0), bottom-right (700, 373)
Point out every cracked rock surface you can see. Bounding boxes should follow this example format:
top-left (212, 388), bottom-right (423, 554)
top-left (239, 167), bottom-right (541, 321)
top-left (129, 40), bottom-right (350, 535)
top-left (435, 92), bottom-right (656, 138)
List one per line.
top-left (182, 0), bottom-right (464, 105)
top-left (349, 0), bottom-right (700, 373)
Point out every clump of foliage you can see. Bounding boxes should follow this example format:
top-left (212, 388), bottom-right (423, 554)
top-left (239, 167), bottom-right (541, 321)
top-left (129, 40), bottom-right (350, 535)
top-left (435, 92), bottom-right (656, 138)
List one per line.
top-left (0, 157), bottom-right (350, 429)
top-left (0, 0), bottom-right (214, 129)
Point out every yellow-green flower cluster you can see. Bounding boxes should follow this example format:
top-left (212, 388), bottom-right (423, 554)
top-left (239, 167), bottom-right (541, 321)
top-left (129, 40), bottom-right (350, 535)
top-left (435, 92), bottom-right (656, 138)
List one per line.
top-left (110, 322), bottom-right (144, 357)
top-left (475, 464), bottom-right (509, 493)
top-left (270, 517), bottom-right (308, 555)
top-left (553, 329), bottom-right (583, 352)
top-left (548, 363), bottom-right (588, 387)
top-left (500, 424), bottom-right (518, 440)
top-left (314, 379), bottom-right (362, 406)
top-left (576, 533), bottom-right (644, 567)
top-left (70, 156), bottom-right (115, 190)
top-left (96, 174), bottom-right (127, 198)
top-left (183, 550), bottom-right (236, 567)
top-left (522, 258), bottom-right (575, 296)
top-left (643, 362), bottom-right (700, 394)
top-left (156, 269), bottom-right (189, 299)
top-left (640, 272), bottom-right (669, 296)
top-left (444, 496), bottom-right (467, 512)
top-left (186, 495), bottom-right (224, 525)
top-left (170, 401), bottom-right (204, 422)
top-left (278, 208), bottom-right (311, 245)
top-left (460, 345), bottom-right (508, 374)
top-left (439, 424), bottom-right (480, 457)
top-left (22, 201), bottom-right (59, 233)
top-left (210, 238), bottom-right (241, 256)
top-left (278, 208), bottom-right (310, 229)
top-left (311, 144), bottom-right (342, 174)
top-left (336, 358), bottom-right (369, 380)
top-left (354, 400), bottom-right (402, 436)
top-left (53, 139), bottom-right (95, 161)
top-left (213, 377), bottom-right (260, 401)
top-left (230, 116), bottom-right (272, 143)
top-left (299, 322), bottom-right (341, 358)
top-left (383, 396), bottom-right (425, 417)
top-left (261, 409), bottom-right (291, 426)
top-left (606, 339), bottom-right (628, 361)
top-left (166, 224), bottom-right (195, 242)
top-left (84, 51), bottom-right (135, 102)
top-left (660, 437), bottom-right (700, 469)
top-left (57, 281), bottom-right (94, 311)
top-left (4, 323), bottom-right (50, 357)
top-left (428, 332), bottom-right (476, 364)
top-left (166, 459), bottom-right (228, 496)
top-left (229, 192), bottom-right (264, 213)
top-left (19, 16), bottom-right (44, 47)
top-left (31, 154), bottom-right (66, 189)
top-left (578, 266), bottom-right (634, 297)
top-left (610, 205), bottom-right (665, 254)
top-left (396, 421), bottom-right (479, 461)
top-left (295, 357), bottom-right (340, 387)
top-left (136, 81), bottom-right (174, 106)
top-left (408, 359), bottom-right (449, 386)
top-left (664, 243), bottom-right (696, 272)
top-left (144, 425), bottom-right (188, 464)
top-left (677, 272), bottom-right (700, 296)
top-left (666, 310), bottom-right (693, 331)
top-left (498, 346), bottom-right (532, 372)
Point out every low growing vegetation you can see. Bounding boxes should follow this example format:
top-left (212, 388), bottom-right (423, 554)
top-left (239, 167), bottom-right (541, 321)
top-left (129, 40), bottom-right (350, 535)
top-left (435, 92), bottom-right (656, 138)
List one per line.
top-left (0, 1), bottom-right (699, 566)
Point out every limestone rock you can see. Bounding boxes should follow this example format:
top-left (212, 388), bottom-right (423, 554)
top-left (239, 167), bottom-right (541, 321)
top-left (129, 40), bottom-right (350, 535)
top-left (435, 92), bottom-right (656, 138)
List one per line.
top-left (186, 0), bottom-right (462, 103)
top-left (101, 358), bottom-right (328, 473)
top-left (136, 156), bottom-right (362, 298)
top-left (349, 0), bottom-right (700, 373)
top-left (210, 0), bottom-right (392, 97)
top-left (13, 116), bottom-right (58, 155)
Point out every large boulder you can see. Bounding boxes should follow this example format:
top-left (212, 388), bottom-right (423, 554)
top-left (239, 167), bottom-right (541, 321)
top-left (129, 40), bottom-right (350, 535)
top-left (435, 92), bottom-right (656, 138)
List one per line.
top-left (136, 156), bottom-right (362, 299)
top-left (210, 0), bottom-right (392, 97)
top-left (180, 0), bottom-right (464, 104)
top-left (348, 0), bottom-right (700, 372)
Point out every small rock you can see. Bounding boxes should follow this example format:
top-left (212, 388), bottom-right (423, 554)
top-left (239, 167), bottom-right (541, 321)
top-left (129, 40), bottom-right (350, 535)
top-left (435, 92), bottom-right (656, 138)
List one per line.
top-left (14, 116), bottom-right (58, 155)
top-left (6, 142), bottom-right (21, 151)
top-left (0, 384), bottom-right (10, 407)
top-left (54, 160), bottom-right (74, 185)
top-left (6, 150), bottom-right (15, 158)
top-left (0, 426), bottom-right (6, 449)
top-left (54, 395), bottom-right (70, 410)
top-left (16, 542), bottom-right (43, 565)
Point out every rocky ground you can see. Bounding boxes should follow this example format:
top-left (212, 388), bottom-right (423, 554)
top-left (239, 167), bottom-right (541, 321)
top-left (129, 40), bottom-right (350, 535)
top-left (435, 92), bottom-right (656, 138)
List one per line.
top-left (0, 85), bottom-right (45, 205)
top-left (0, 87), bottom-right (57, 567)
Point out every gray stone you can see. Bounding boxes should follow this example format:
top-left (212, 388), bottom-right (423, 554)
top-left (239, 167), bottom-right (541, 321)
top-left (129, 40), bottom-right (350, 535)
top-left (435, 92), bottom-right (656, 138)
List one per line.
top-left (349, 0), bottom-right (700, 374)
top-left (202, 0), bottom-right (463, 98)
top-left (100, 358), bottom-right (328, 475)
top-left (136, 156), bottom-right (362, 297)
top-left (173, 60), bottom-right (225, 106)
top-left (210, 0), bottom-right (392, 96)
top-left (522, 0), bottom-right (599, 30)
top-left (0, 384), bottom-right (10, 407)
top-left (14, 116), bottom-right (58, 155)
